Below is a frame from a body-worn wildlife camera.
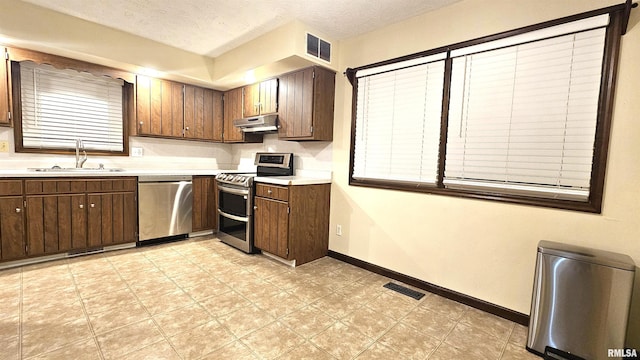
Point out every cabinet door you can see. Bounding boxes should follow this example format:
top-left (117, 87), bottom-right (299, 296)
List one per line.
top-left (184, 86), bottom-right (223, 142)
top-left (192, 176), bottom-right (216, 232)
top-left (0, 196), bottom-right (25, 260)
top-left (223, 88), bottom-right (245, 142)
top-left (259, 78), bottom-right (278, 115)
top-left (0, 48), bottom-right (9, 125)
top-left (87, 192), bottom-right (137, 247)
top-left (137, 76), bottom-right (183, 138)
top-left (242, 83), bottom-right (260, 117)
top-left (278, 68), bottom-right (314, 138)
top-left (254, 197), bottom-right (289, 259)
top-left (26, 194), bottom-right (86, 255)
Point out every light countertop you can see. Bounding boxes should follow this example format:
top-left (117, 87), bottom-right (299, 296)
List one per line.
top-left (254, 175), bottom-right (331, 186)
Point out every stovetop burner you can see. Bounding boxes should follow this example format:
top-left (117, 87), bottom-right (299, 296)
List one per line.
top-left (215, 173), bottom-right (255, 187)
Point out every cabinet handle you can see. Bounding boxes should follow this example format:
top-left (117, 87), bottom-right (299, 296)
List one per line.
top-left (90, 203), bottom-right (95, 208)
top-left (267, 189), bottom-right (272, 194)
top-left (15, 208), bottom-right (21, 213)
top-left (79, 204), bottom-right (84, 209)
top-left (185, 127), bottom-right (190, 131)
top-left (253, 206), bottom-right (257, 210)
top-left (139, 121), bottom-right (143, 125)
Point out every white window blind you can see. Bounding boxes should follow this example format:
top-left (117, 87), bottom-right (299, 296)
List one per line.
top-left (20, 61), bottom-right (124, 152)
top-left (353, 54), bottom-right (446, 184)
top-left (444, 21), bottom-right (607, 201)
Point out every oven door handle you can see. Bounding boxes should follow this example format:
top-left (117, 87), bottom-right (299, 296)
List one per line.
top-left (218, 184), bottom-right (249, 197)
top-left (218, 209), bottom-right (249, 223)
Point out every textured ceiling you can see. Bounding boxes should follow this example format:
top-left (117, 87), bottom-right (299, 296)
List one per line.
top-left (21, 0), bottom-right (461, 57)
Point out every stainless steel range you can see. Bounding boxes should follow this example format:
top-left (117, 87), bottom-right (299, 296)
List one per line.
top-left (216, 153), bottom-right (293, 253)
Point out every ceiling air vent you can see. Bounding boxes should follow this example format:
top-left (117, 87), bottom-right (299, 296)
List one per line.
top-left (306, 33), bottom-right (331, 62)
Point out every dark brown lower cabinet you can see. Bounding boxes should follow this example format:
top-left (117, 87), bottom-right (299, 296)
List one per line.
top-left (1, 177), bottom-right (138, 263)
top-left (254, 196), bottom-right (289, 259)
top-left (192, 176), bottom-right (216, 232)
top-left (0, 196), bottom-right (26, 260)
top-left (87, 192), bottom-right (137, 247)
top-left (253, 182), bottom-right (330, 265)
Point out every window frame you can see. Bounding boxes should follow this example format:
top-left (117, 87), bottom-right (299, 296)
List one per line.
top-left (9, 47), bottom-right (134, 156)
top-left (346, 4), bottom-right (628, 213)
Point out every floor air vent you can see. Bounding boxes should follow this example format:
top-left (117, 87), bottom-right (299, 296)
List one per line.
top-left (383, 282), bottom-right (425, 300)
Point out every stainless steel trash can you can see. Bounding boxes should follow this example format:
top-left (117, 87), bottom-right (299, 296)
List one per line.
top-left (527, 240), bottom-right (635, 360)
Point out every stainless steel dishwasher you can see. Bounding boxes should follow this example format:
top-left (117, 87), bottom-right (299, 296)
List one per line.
top-left (138, 175), bottom-right (193, 243)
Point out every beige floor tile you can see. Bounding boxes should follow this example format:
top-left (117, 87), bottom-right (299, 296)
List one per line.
top-left (341, 306), bottom-right (397, 339)
top-left (217, 305), bottom-right (275, 338)
top-left (137, 288), bottom-right (195, 315)
top-left (333, 281), bottom-right (385, 305)
top-left (87, 302), bottom-right (150, 335)
top-left (253, 290), bottom-right (306, 318)
top-left (287, 281), bottom-right (334, 303)
top-left (241, 321), bottom-right (305, 359)
top-left (311, 292), bottom-right (364, 319)
top-left (509, 324), bottom-right (529, 346)
top-left (378, 322), bottom-right (441, 359)
top-left (428, 342), bottom-right (468, 360)
top-left (200, 340), bottom-right (259, 360)
top-left (459, 307), bottom-right (514, 340)
top-left (199, 290), bottom-right (252, 317)
top-left (0, 335), bottom-right (19, 360)
top-left (0, 316), bottom-right (20, 340)
top-left (354, 342), bottom-right (398, 360)
top-left (420, 294), bottom-right (470, 320)
top-left (26, 338), bottom-right (101, 360)
top-left (182, 279), bottom-right (232, 300)
top-left (22, 301), bottom-right (86, 335)
top-left (119, 339), bottom-right (182, 360)
top-left (169, 269), bottom-right (215, 289)
top-left (444, 322), bottom-right (507, 360)
top-left (365, 292), bottom-right (418, 320)
top-left (75, 274), bottom-right (128, 299)
top-left (312, 272), bottom-right (358, 291)
top-left (310, 321), bottom-right (373, 360)
top-left (501, 342), bottom-right (540, 360)
top-left (234, 278), bottom-right (281, 301)
top-left (267, 270), bottom-right (315, 290)
top-left (22, 287), bottom-right (79, 313)
top-left (279, 305), bottom-right (336, 339)
top-left (278, 341), bottom-right (337, 360)
top-left (96, 319), bottom-right (165, 360)
top-left (21, 317), bottom-right (92, 358)
top-left (82, 288), bottom-right (140, 316)
top-left (401, 306), bottom-right (457, 341)
top-left (153, 303), bottom-right (213, 337)
top-left (168, 320), bottom-right (236, 360)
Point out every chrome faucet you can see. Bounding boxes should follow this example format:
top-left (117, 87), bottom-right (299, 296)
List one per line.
top-left (75, 138), bottom-right (87, 168)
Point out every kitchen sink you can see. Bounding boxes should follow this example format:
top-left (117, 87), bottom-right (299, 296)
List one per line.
top-left (28, 167), bottom-right (125, 172)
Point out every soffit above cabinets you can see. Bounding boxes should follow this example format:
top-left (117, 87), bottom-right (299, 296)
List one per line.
top-left (20, 0), bottom-right (461, 58)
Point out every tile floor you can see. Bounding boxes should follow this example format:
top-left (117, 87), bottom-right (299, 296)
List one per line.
top-left (0, 236), bottom-right (540, 360)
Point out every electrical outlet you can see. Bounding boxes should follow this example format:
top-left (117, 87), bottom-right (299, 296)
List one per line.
top-left (131, 147), bottom-right (144, 157)
top-left (0, 141), bottom-right (8, 152)
top-left (336, 224), bottom-right (342, 236)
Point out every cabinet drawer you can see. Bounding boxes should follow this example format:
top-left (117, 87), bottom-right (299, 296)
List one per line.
top-left (25, 180), bottom-right (86, 194)
top-left (0, 180), bottom-right (22, 196)
top-left (255, 183), bottom-right (288, 201)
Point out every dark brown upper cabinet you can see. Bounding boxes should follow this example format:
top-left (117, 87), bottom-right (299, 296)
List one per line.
top-left (278, 66), bottom-right (335, 141)
top-left (242, 78), bottom-right (278, 117)
top-left (222, 87), bottom-right (262, 143)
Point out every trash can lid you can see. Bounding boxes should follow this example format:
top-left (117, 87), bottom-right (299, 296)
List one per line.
top-left (538, 240), bottom-right (636, 271)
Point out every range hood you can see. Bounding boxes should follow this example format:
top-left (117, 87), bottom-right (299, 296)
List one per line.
top-left (233, 114), bottom-right (278, 133)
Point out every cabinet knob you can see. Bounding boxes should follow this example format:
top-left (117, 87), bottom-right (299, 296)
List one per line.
top-left (79, 204), bottom-right (84, 209)
top-left (185, 127), bottom-right (190, 131)
top-left (267, 189), bottom-right (272, 194)
top-left (15, 208), bottom-right (21, 213)
top-left (90, 203), bottom-right (95, 208)
top-left (139, 121), bottom-right (143, 125)
top-left (253, 205), bottom-right (258, 210)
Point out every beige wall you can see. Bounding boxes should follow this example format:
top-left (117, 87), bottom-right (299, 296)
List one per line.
top-left (330, 0), bottom-right (639, 326)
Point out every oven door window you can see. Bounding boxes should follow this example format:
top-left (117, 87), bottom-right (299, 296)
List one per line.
top-left (219, 215), bottom-right (247, 242)
top-left (218, 189), bottom-right (248, 217)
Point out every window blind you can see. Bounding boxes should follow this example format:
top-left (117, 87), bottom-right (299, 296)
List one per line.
top-left (444, 23), bottom-right (607, 201)
top-left (20, 61), bottom-right (124, 152)
top-left (353, 54), bottom-right (446, 184)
